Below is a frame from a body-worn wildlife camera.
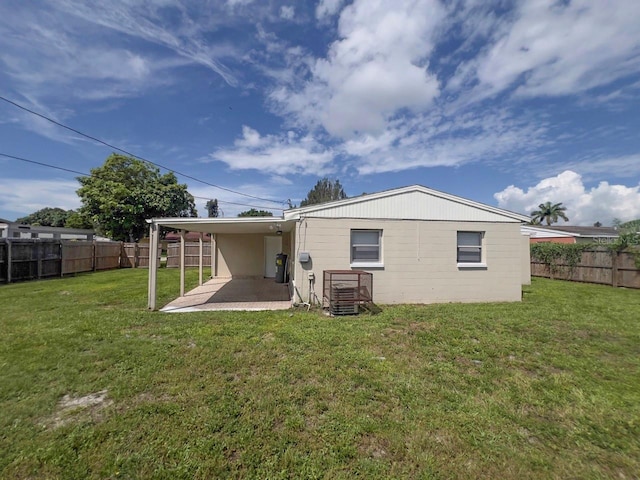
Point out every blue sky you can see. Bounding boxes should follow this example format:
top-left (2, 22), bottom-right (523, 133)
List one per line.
top-left (1, 0), bottom-right (639, 224)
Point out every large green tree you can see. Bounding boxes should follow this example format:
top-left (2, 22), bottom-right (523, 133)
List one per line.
top-left (530, 201), bottom-right (569, 226)
top-left (76, 154), bottom-right (197, 241)
top-left (237, 208), bottom-right (273, 217)
top-left (16, 207), bottom-right (73, 227)
top-left (299, 178), bottom-right (347, 207)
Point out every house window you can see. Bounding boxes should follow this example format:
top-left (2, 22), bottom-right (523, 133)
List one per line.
top-left (351, 230), bottom-right (382, 267)
top-left (457, 231), bottom-right (485, 267)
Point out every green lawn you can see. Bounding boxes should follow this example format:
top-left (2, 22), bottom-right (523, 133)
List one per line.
top-left (1, 270), bottom-right (639, 479)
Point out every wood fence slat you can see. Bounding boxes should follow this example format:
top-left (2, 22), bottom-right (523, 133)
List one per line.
top-left (166, 242), bottom-right (211, 268)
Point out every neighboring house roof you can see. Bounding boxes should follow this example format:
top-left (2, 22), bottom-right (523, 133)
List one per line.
top-left (284, 185), bottom-right (530, 223)
top-left (521, 225), bottom-right (579, 239)
top-left (541, 225), bottom-right (619, 238)
top-left (0, 219), bottom-right (95, 239)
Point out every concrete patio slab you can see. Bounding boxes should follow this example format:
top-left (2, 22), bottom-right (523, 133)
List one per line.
top-left (161, 277), bottom-right (292, 313)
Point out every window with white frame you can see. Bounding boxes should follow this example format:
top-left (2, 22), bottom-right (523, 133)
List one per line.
top-left (457, 231), bottom-right (484, 265)
top-left (351, 230), bottom-right (382, 265)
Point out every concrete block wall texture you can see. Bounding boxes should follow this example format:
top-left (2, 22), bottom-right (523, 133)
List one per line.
top-left (293, 218), bottom-right (524, 305)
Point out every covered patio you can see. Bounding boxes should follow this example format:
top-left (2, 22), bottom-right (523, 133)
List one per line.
top-left (160, 277), bottom-right (292, 312)
top-left (146, 217), bottom-right (296, 311)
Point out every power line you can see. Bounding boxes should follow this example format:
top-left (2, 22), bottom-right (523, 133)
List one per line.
top-left (0, 152), bottom-right (283, 212)
top-left (0, 95), bottom-right (285, 205)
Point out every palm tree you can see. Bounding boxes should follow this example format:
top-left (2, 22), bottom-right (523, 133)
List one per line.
top-left (530, 202), bottom-right (569, 226)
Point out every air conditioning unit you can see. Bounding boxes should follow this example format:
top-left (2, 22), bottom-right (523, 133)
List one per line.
top-left (323, 270), bottom-right (373, 316)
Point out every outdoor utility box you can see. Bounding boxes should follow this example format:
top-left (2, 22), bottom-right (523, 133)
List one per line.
top-left (275, 253), bottom-right (288, 283)
top-left (299, 252), bottom-right (310, 263)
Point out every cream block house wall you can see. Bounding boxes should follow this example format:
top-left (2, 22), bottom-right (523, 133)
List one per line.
top-left (293, 217), bottom-right (524, 304)
top-left (216, 233), bottom-right (291, 278)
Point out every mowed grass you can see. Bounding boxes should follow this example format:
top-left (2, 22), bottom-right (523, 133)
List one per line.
top-left (0, 270), bottom-right (639, 479)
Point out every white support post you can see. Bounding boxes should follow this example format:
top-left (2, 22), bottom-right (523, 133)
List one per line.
top-left (198, 232), bottom-right (203, 286)
top-left (211, 233), bottom-right (216, 278)
top-left (180, 229), bottom-right (185, 297)
top-left (147, 222), bottom-right (159, 310)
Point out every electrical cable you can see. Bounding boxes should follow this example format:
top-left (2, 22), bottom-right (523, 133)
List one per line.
top-left (0, 152), bottom-right (283, 212)
top-left (0, 95), bottom-right (286, 205)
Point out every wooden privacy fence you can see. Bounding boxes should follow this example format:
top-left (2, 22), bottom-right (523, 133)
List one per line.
top-left (121, 243), bottom-right (154, 268)
top-left (0, 239), bottom-right (156, 284)
top-left (531, 247), bottom-right (640, 289)
top-left (166, 242), bottom-right (211, 268)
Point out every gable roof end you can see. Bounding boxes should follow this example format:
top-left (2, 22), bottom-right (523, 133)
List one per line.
top-left (284, 185), bottom-right (529, 223)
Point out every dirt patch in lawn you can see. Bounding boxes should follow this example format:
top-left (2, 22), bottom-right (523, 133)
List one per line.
top-left (43, 389), bottom-right (113, 429)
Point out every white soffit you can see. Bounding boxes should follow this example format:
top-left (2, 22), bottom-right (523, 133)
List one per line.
top-left (149, 217), bottom-right (294, 234)
top-left (286, 186), bottom-right (529, 223)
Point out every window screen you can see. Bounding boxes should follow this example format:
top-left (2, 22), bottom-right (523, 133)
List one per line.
top-left (457, 231), bottom-right (482, 263)
top-left (351, 230), bottom-right (381, 262)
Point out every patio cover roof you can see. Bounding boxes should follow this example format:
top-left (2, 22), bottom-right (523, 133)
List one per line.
top-left (146, 216), bottom-right (295, 310)
top-left (147, 216), bottom-right (296, 234)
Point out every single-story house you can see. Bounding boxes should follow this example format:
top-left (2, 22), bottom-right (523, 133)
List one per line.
top-left (146, 185), bottom-right (531, 310)
top-left (537, 225), bottom-right (619, 244)
top-left (521, 225), bottom-right (579, 244)
top-left (0, 218), bottom-right (94, 240)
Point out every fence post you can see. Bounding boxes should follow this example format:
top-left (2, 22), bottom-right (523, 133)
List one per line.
top-left (6, 240), bottom-right (11, 284)
top-left (611, 251), bottom-right (619, 288)
top-left (36, 241), bottom-right (42, 280)
top-left (93, 241), bottom-right (97, 271)
top-left (135, 243), bottom-right (140, 268)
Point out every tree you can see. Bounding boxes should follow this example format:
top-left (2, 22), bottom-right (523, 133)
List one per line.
top-left (16, 207), bottom-right (73, 227)
top-left (530, 202), bottom-right (569, 226)
top-left (238, 209), bottom-right (273, 217)
top-left (593, 221), bottom-right (602, 227)
top-left (206, 199), bottom-right (219, 218)
top-left (64, 211), bottom-right (93, 229)
top-left (76, 154), bottom-right (197, 241)
top-left (299, 178), bottom-right (347, 207)
top-left (619, 219), bottom-right (640, 233)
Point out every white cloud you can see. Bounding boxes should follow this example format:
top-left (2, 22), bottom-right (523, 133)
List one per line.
top-left (227, 0), bottom-right (254, 7)
top-left (343, 107), bottom-right (549, 174)
top-left (316, 0), bottom-right (346, 21)
top-left (209, 126), bottom-right (335, 176)
top-left (494, 171), bottom-right (640, 226)
top-left (280, 6), bottom-right (295, 20)
top-left (458, 0), bottom-right (640, 100)
top-left (0, 5), bottom-right (206, 104)
top-left (24, 1), bottom-right (239, 86)
top-left (558, 155), bottom-right (640, 181)
top-left (270, 0), bottom-right (444, 138)
top-left (0, 178), bottom-right (81, 219)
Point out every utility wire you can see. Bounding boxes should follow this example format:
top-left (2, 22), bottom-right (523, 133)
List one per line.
top-left (0, 152), bottom-right (283, 212)
top-left (0, 95), bottom-right (285, 205)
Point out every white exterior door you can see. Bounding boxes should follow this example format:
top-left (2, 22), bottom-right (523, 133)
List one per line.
top-left (264, 236), bottom-right (282, 278)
